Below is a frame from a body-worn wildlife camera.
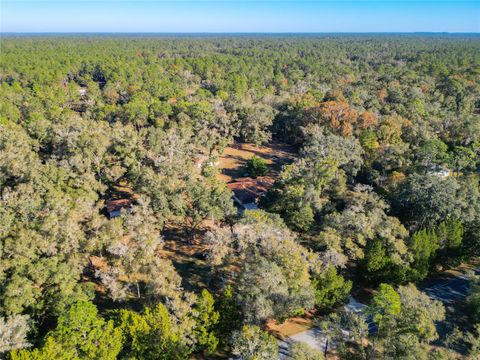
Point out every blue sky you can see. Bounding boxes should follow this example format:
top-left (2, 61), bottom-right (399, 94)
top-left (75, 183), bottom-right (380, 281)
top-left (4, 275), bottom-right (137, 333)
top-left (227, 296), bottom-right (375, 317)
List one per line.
top-left (1, 1), bottom-right (479, 33)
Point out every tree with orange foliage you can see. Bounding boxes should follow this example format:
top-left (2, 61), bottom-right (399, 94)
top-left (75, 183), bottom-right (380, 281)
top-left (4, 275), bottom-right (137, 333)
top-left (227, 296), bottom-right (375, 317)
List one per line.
top-left (377, 88), bottom-right (388, 103)
top-left (360, 111), bottom-right (378, 129)
top-left (313, 101), bottom-right (358, 137)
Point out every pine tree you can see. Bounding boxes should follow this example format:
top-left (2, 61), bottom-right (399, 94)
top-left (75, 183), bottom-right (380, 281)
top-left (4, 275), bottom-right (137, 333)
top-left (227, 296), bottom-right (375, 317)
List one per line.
top-left (194, 289), bottom-right (220, 354)
top-left (215, 285), bottom-right (241, 343)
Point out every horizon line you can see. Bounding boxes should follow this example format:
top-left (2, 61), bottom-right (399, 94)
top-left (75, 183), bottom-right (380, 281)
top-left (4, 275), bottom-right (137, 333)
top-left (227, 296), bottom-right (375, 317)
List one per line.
top-left (2, 31), bottom-right (480, 35)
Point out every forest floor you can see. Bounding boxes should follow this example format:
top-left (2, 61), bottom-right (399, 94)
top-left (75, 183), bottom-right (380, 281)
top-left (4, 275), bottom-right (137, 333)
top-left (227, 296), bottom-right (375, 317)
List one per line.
top-left (158, 224), bottom-right (213, 291)
top-left (216, 142), bottom-right (297, 183)
top-left (267, 313), bottom-right (315, 339)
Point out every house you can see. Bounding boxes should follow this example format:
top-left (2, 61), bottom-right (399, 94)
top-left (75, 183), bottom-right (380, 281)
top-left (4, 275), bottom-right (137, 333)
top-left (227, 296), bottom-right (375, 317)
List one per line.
top-left (194, 154), bottom-right (220, 169)
top-left (428, 165), bottom-right (451, 178)
top-left (226, 176), bottom-right (274, 211)
top-left (105, 198), bottom-right (133, 218)
top-left (104, 181), bottom-right (139, 218)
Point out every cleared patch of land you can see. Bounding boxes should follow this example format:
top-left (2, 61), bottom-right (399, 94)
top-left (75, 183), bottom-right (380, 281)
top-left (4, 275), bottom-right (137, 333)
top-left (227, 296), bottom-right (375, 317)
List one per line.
top-left (217, 142), bottom-right (297, 183)
top-left (267, 314), bottom-right (314, 339)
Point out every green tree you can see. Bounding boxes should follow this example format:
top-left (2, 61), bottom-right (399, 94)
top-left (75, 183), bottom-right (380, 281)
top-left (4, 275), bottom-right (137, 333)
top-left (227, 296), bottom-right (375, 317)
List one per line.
top-left (367, 284), bottom-right (445, 358)
top-left (95, 200), bottom-right (183, 302)
top-left (435, 219), bottom-right (464, 266)
top-left (395, 284), bottom-right (445, 343)
top-left (367, 283), bottom-right (401, 336)
top-left (205, 213), bottom-right (315, 323)
top-left (215, 285), bottom-right (242, 342)
top-left (323, 185), bottom-right (409, 281)
top-left (408, 228), bottom-right (438, 281)
top-left (9, 337), bottom-right (75, 360)
top-left (301, 125), bottom-right (364, 176)
top-left (262, 157), bottom-right (338, 232)
top-left (415, 139), bottom-right (449, 170)
top-left (395, 174), bottom-right (463, 227)
top-left (437, 219), bottom-right (463, 250)
top-left (11, 301), bottom-right (122, 360)
top-left (359, 129), bottom-right (380, 155)
top-left (122, 93), bottom-right (151, 129)
top-left (235, 256), bottom-right (294, 323)
top-left (245, 156), bottom-right (269, 177)
top-left (363, 238), bottom-right (407, 284)
top-left (238, 104), bottom-right (276, 146)
top-left (194, 289), bottom-right (220, 354)
top-left (451, 146), bottom-right (476, 175)
top-left (184, 178), bottom-right (235, 236)
top-left (313, 266), bottom-right (352, 310)
top-left (117, 303), bottom-right (190, 360)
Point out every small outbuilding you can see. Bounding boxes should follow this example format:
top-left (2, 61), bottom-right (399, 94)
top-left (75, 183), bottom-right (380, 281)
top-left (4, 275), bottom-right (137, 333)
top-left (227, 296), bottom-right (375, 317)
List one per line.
top-left (428, 165), bottom-right (451, 178)
top-left (226, 176), bottom-right (274, 211)
top-left (105, 198), bottom-right (133, 218)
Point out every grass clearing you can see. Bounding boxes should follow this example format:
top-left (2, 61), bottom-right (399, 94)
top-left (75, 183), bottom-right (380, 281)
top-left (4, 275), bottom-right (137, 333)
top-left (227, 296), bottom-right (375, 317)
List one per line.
top-left (217, 142), bottom-right (296, 183)
top-left (266, 313), bottom-right (314, 339)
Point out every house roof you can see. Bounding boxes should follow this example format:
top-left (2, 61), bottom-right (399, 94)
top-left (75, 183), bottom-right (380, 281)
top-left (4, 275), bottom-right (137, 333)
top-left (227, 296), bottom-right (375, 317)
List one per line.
top-left (226, 176), bottom-right (274, 204)
top-left (105, 198), bottom-right (132, 213)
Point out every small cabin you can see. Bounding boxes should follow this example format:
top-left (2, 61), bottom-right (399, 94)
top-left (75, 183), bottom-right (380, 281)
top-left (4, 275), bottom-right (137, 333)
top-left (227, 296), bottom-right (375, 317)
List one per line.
top-left (105, 198), bottom-right (133, 218)
top-left (226, 176), bottom-right (274, 211)
top-left (428, 165), bottom-right (451, 178)
top-left (104, 181), bottom-right (139, 219)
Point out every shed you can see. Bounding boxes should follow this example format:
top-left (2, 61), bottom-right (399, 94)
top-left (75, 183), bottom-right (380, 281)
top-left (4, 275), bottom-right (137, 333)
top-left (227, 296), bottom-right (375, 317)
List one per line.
top-left (226, 176), bottom-right (274, 210)
top-left (106, 198), bottom-right (133, 218)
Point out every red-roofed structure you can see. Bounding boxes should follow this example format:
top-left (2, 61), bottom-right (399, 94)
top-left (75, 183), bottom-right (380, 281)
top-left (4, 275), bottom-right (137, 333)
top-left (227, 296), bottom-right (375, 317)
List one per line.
top-left (226, 176), bottom-right (274, 210)
top-left (105, 198), bottom-right (133, 218)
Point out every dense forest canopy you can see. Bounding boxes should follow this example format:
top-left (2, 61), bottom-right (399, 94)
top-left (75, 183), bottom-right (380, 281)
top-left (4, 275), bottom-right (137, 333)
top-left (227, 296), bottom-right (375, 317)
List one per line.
top-left (1, 35), bottom-right (480, 359)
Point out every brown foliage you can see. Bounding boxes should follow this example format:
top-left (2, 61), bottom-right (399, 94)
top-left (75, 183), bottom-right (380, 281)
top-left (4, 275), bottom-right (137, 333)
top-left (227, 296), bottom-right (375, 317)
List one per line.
top-left (313, 101), bottom-right (359, 137)
top-left (377, 88), bottom-right (388, 103)
top-left (360, 111), bottom-right (378, 129)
